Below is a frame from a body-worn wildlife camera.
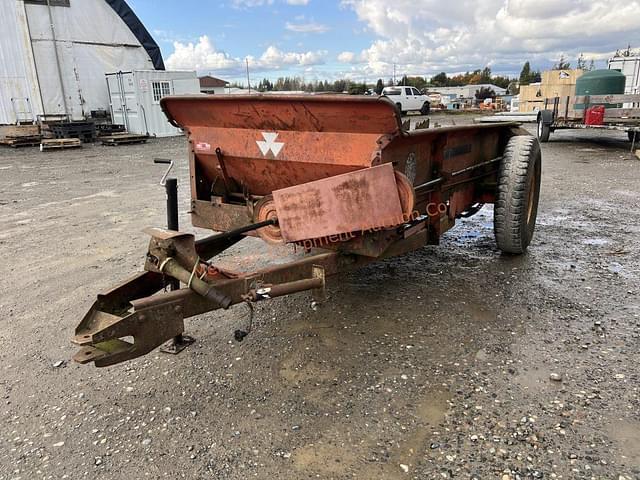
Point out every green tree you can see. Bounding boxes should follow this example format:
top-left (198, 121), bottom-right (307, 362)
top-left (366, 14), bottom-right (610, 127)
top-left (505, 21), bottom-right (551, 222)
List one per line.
top-left (576, 53), bottom-right (587, 70)
top-left (519, 62), bottom-right (532, 85)
top-left (333, 80), bottom-right (347, 92)
top-left (519, 61), bottom-right (541, 85)
top-left (492, 75), bottom-right (511, 89)
top-left (480, 66), bottom-right (492, 83)
top-left (375, 78), bottom-right (384, 94)
top-left (404, 76), bottom-right (428, 90)
top-left (553, 55), bottom-right (571, 70)
top-left (475, 86), bottom-right (496, 100)
top-left (430, 72), bottom-right (449, 87)
top-left (348, 82), bottom-right (367, 95)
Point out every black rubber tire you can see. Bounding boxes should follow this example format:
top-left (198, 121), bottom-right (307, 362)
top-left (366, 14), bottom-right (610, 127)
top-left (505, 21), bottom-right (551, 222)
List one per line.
top-left (494, 136), bottom-right (542, 254)
top-left (537, 118), bottom-right (551, 142)
top-left (628, 130), bottom-right (637, 142)
top-left (420, 102), bottom-right (430, 115)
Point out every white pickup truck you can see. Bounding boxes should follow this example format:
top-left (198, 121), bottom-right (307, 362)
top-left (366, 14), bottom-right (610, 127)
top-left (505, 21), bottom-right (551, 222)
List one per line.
top-left (382, 86), bottom-right (430, 115)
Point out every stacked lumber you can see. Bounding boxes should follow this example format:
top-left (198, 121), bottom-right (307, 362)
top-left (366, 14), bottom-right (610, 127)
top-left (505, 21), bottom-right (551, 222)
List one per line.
top-left (0, 135), bottom-right (41, 148)
top-left (0, 125), bottom-right (40, 139)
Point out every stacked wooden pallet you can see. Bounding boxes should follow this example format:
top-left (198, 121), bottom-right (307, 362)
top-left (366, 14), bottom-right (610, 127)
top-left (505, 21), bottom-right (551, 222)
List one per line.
top-left (101, 133), bottom-right (149, 146)
top-left (0, 135), bottom-right (41, 148)
top-left (95, 123), bottom-right (126, 136)
top-left (50, 121), bottom-right (97, 143)
top-left (40, 138), bottom-right (82, 151)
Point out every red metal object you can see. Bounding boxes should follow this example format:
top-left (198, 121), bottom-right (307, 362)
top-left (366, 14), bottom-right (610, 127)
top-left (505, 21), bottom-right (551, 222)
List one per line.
top-left (72, 95), bottom-right (531, 367)
top-left (584, 105), bottom-right (605, 125)
top-left (272, 163), bottom-right (404, 242)
top-left (162, 95), bottom-right (399, 197)
top-left (161, 95), bottom-right (512, 245)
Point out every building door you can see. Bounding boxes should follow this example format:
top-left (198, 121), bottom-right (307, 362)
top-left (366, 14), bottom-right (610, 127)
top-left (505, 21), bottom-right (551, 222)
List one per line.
top-left (107, 72), bottom-right (141, 134)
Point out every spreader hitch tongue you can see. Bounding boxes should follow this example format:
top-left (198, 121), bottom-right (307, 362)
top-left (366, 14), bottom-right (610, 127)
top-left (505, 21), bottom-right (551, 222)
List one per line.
top-left (71, 228), bottom-right (234, 367)
top-left (143, 227), bottom-right (232, 308)
top-left (71, 223), bottom-right (328, 367)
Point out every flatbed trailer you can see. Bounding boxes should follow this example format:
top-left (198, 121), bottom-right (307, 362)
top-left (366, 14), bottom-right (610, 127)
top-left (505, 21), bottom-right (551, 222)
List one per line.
top-left (537, 94), bottom-right (640, 147)
top-left (71, 95), bottom-right (542, 368)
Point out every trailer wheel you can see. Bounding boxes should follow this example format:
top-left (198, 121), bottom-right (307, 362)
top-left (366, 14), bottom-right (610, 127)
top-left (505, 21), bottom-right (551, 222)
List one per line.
top-left (537, 118), bottom-right (551, 142)
top-left (494, 136), bottom-right (541, 254)
top-left (628, 130), bottom-right (637, 143)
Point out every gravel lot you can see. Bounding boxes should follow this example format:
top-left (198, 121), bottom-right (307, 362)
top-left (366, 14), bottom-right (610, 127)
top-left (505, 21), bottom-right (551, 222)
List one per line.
top-left (1, 114), bottom-right (639, 479)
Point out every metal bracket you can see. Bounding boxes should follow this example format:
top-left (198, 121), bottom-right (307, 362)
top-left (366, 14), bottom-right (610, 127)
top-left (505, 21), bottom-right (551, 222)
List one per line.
top-left (312, 265), bottom-right (327, 303)
top-left (72, 299), bottom-right (185, 367)
top-left (160, 334), bottom-right (196, 354)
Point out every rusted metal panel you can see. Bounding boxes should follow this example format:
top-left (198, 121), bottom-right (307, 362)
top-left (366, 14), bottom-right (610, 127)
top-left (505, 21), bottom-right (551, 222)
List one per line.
top-left (189, 129), bottom-right (380, 195)
top-left (162, 95), bottom-right (401, 201)
top-left (162, 95), bottom-right (402, 134)
top-left (272, 163), bottom-right (404, 242)
top-left (190, 199), bottom-right (253, 232)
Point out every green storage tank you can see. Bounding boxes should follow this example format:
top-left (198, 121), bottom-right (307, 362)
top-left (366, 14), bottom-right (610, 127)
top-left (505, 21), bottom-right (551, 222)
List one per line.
top-left (575, 69), bottom-right (626, 110)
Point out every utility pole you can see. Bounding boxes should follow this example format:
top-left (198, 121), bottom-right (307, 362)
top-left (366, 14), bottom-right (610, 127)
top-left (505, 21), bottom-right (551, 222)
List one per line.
top-left (246, 58), bottom-right (251, 94)
top-left (393, 64), bottom-right (396, 85)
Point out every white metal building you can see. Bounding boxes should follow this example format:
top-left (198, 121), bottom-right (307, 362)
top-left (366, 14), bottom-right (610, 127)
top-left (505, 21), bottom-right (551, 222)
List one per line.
top-left (0, 0), bottom-right (165, 124)
top-left (428, 84), bottom-right (507, 99)
top-left (608, 55), bottom-right (640, 94)
top-left (107, 70), bottom-right (199, 137)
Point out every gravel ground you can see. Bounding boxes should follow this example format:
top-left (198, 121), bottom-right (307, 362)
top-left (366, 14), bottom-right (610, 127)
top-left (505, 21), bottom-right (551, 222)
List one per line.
top-left (0, 114), bottom-right (639, 479)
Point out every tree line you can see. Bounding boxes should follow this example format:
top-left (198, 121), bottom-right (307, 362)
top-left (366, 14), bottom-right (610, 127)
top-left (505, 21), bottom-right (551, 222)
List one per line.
top-left (236, 55), bottom-right (600, 95)
top-left (252, 77), bottom-right (369, 94)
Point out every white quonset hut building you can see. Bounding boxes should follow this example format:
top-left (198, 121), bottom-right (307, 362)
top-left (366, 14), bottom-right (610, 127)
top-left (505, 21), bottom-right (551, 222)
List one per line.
top-left (0, 0), bottom-right (168, 125)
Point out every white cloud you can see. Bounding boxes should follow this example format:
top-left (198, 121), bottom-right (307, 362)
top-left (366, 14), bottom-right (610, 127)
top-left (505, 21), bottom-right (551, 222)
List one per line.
top-left (286, 0), bottom-right (310, 4)
top-left (258, 45), bottom-right (327, 67)
top-left (285, 21), bottom-right (330, 33)
top-left (337, 51), bottom-right (358, 63)
top-left (165, 36), bottom-right (327, 74)
top-left (165, 36), bottom-right (239, 71)
top-left (341, 0), bottom-right (640, 75)
top-left (230, 0), bottom-right (274, 7)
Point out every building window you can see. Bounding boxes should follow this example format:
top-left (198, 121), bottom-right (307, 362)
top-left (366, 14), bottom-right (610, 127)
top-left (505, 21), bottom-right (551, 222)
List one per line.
top-left (25, 0), bottom-right (71, 6)
top-left (152, 81), bottom-right (171, 103)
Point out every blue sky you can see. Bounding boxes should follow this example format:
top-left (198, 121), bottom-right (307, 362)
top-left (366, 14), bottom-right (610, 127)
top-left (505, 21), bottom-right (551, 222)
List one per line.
top-left (126, 0), bottom-right (640, 84)
top-left (127, 0), bottom-right (376, 82)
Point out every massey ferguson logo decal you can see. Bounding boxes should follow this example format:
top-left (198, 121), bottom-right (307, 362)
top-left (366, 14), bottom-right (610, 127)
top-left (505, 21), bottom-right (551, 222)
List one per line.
top-left (256, 132), bottom-right (284, 157)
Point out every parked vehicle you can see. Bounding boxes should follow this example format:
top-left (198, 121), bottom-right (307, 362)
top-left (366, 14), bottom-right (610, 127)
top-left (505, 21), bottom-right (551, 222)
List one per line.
top-left (382, 86), bottom-right (431, 115)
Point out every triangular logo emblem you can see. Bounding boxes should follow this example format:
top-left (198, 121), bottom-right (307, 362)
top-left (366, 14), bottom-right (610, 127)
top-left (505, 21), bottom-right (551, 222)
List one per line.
top-left (256, 132), bottom-right (284, 157)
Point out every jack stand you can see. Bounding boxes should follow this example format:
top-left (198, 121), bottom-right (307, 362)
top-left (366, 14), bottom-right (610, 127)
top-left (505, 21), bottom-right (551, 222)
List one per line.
top-left (154, 158), bottom-right (196, 355)
top-left (160, 333), bottom-right (196, 354)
